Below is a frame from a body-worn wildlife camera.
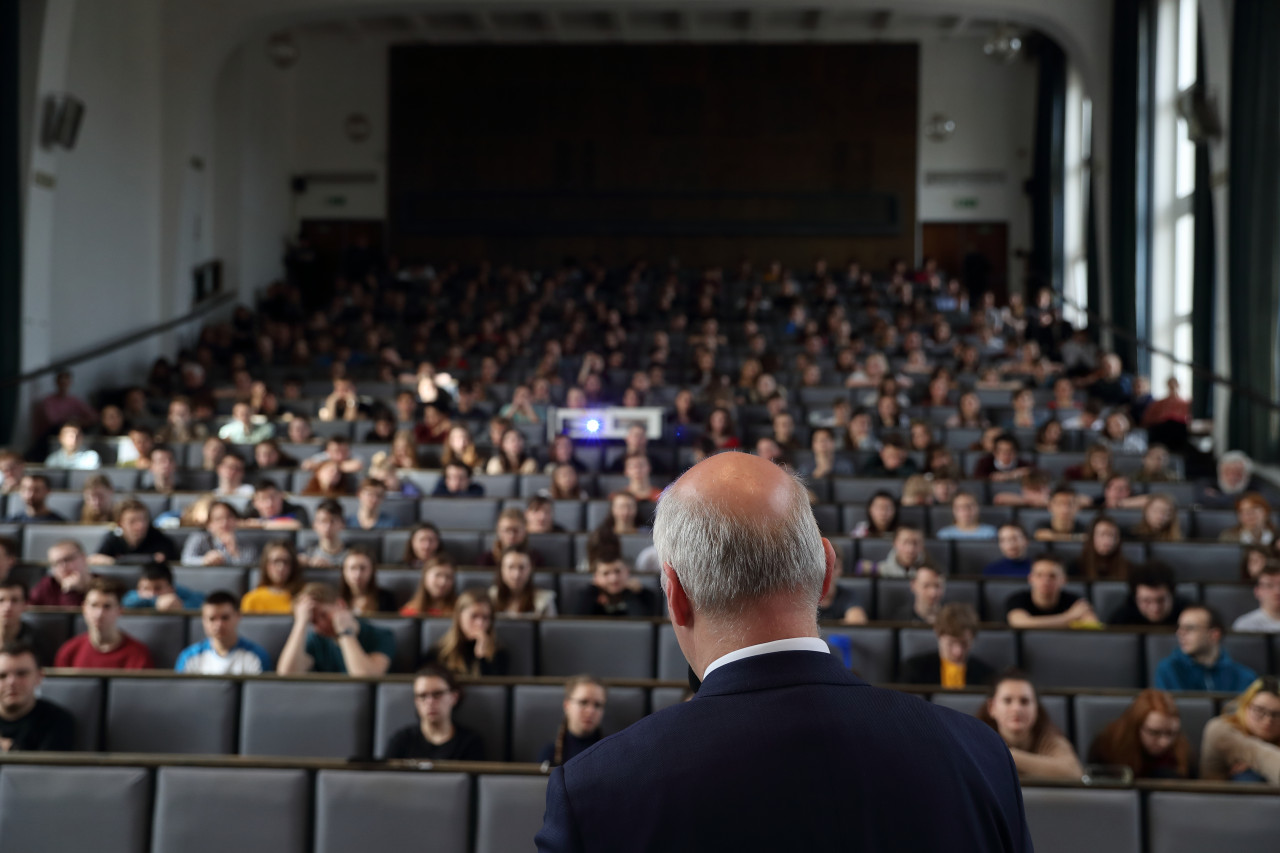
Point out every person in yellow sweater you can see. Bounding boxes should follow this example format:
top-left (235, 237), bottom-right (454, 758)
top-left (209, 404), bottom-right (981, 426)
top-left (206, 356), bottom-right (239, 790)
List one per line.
top-left (240, 541), bottom-right (303, 614)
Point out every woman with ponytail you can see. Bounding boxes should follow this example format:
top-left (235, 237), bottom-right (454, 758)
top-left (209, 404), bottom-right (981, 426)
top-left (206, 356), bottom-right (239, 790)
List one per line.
top-left (538, 676), bottom-right (607, 766)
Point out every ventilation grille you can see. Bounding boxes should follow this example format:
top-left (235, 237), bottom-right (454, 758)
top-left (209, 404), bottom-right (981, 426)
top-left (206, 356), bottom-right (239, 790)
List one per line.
top-left (923, 170), bottom-right (1008, 187)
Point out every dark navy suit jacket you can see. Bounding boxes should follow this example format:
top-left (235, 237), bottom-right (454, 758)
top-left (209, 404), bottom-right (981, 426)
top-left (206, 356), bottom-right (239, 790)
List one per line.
top-left (536, 649), bottom-right (1031, 852)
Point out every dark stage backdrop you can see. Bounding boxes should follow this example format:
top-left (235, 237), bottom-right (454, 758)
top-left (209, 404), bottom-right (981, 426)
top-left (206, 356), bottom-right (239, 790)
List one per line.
top-left (388, 44), bottom-right (918, 268)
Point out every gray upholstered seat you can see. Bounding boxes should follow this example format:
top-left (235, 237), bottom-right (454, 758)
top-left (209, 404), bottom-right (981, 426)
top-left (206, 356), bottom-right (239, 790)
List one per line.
top-left (1022, 787), bottom-right (1141, 853)
top-left (239, 680), bottom-right (372, 759)
top-left (0, 765), bottom-right (151, 853)
top-left (821, 626), bottom-right (895, 683)
top-left (1147, 791), bottom-right (1280, 851)
top-left (315, 770), bottom-right (469, 853)
top-left (151, 766), bottom-right (309, 853)
top-left (419, 498), bottom-right (500, 531)
top-left (1021, 630), bottom-right (1143, 689)
top-left (475, 775), bottom-right (552, 853)
top-left (38, 675), bottom-right (103, 751)
top-left (106, 676), bottom-right (238, 754)
top-left (538, 619), bottom-right (654, 679)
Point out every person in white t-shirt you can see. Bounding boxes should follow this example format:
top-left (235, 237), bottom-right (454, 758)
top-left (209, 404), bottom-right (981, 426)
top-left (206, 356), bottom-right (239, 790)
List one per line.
top-left (174, 591), bottom-right (272, 674)
top-left (1232, 566), bottom-right (1280, 633)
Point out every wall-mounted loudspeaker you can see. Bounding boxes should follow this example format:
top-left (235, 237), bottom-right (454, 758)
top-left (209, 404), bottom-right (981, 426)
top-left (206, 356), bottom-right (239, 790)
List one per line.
top-left (41, 93), bottom-right (85, 150)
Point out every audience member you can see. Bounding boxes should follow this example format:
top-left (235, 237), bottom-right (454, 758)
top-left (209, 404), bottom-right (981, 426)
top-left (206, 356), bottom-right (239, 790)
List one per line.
top-left (983, 524), bottom-right (1035, 578)
top-left (121, 561), bottom-right (204, 611)
top-left (424, 589), bottom-right (509, 676)
top-left (43, 422), bottom-right (100, 470)
top-left (6, 475), bottom-right (65, 523)
top-left (54, 578), bottom-right (154, 669)
top-left (1128, 493), bottom-right (1182, 541)
top-left (384, 664), bottom-right (486, 761)
top-left (0, 538), bottom-right (15, 584)
top-left (181, 500), bottom-right (259, 566)
top-left (1199, 676), bottom-right (1280, 783)
top-left (577, 541), bottom-right (658, 617)
top-left (432, 461), bottom-right (485, 497)
top-left (243, 479), bottom-right (309, 529)
top-left (400, 555), bottom-right (457, 617)
top-left (892, 565), bottom-right (946, 624)
top-left (0, 580), bottom-right (52, 665)
top-left (90, 499), bottom-right (180, 565)
top-left (1154, 605), bottom-right (1257, 692)
top-left (538, 675), bottom-right (607, 766)
top-left (972, 433), bottom-right (1033, 483)
top-left (490, 547), bottom-right (557, 617)
top-left (339, 547), bottom-right (396, 615)
top-left (992, 470), bottom-right (1053, 508)
top-left (976, 669), bottom-right (1083, 780)
top-left (850, 491), bottom-right (899, 539)
top-left (1033, 487), bottom-right (1086, 542)
top-left (1231, 565), bottom-right (1280, 633)
top-left (860, 436), bottom-right (918, 479)
top-left (1219, 493), bottom-right (1277, 546)
top-left (1005, 558), bottom-right (1097, 628)
top-left (858, 526), bottom-right (930, 578)
top-left (298, 500), bottom-right (349, 568)
top-left (214, 454), bottom-right (253, 497)
top-left (0, 451), bottom-right (24, 495)
top-left (1106, 563), bottom-right (1187, 627)
top-left (1070, 516), bottom-right (1130, 581)
top-left (936, 492), bottom-right (997, 540)
top-left (174, 591), bottom-right (272, 674)
top-left (347, 478), bottom-right (396, 530)
top-left (402, 522), bottom-right (443, 570)
top-left (29, 541), bottom-right (92, 606)
top-left (524, 496), bottom-right (563, 534)
top-left (1088, 689), bottom-right (1191, 779)
top-left (0, 641), bottom-right (75, 751)
top-left (277, 582), bottom-right (393, 675)
top-left (479, 508), bottom-right (543, 568)
top-left (240, 541), bottom-right (303, 614)
top-left (900, 603), bottom-right (995, 688)
top-left (816, 555), bottom-right (867, 624)
top-left (78, 474), bottom-right (116, 523)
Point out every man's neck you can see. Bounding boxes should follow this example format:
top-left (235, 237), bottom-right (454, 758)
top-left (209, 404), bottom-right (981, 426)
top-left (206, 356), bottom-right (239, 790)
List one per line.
top-left (0, 699), bottom-right (36, 722)
top-left (1191, 646), bottom-right (1220, 667)
top-left (421, 718), bottom-right (455, 743)
top-left (0, 620), bottom-right (19, 642)
top-left (210, 635), bottom-right (234, 656)
top-left (916, 604), bottom-right (938, 624)
top-left (1030, 591), bottom-right (1059, 610)
top-left (688, 610), bottom-right (819, 679)
top-left (89, 628), bottom-right (122, 652)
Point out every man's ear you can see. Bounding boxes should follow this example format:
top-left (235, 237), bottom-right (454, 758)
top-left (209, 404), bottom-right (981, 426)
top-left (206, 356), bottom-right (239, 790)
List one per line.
top-left (820, 537), bottom-right (836, 600)
top-left (663, 562), bottom-right (692, 627)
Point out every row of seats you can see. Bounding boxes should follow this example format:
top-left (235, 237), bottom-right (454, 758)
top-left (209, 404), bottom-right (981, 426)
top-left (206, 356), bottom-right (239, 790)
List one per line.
top-left (24, 672), bottom-right (1246, 764)
top-left (2, 727), bottom-right (1276, 853)
top-left (33, 612), bottom-right (1280, 686)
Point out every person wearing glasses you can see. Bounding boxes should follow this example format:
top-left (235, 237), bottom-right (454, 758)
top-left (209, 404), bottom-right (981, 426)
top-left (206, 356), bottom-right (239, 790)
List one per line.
top-left (1153, 605), bottom-right (1257, 692)
top-left (384, 664), bottom-right (485, 761)
top-left (1087, 689), bottom-right (1191, 779)
top-left (1200, 677), bottom-right (1280, 783)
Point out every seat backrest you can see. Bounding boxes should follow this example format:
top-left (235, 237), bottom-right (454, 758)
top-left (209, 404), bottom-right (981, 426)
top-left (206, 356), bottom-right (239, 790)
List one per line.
top-left (1147, 791), bottom-right (1280, 852)
top-left (419, 498), bottom-right (500, 531)
top-left (235, 616), bottom-right (294, 668)
top-left (474, 776), bottom-right (551, 853)
top-left (373, 681), bottom-right (510, 762)
top-left (38, 675), bottom-right (103, 751)
top-left (656, 623), bottom-right (687, 681)
top-left (1021, 631), bottom-right (1143, 689)
top-left (821, 626), bottom-right (896, 683)
top-left (474, 474), bottom-right (518, 498)
top-left (509, 684), bottom-right (646, 763)
top-left (20, 611), bottom-right (72, 666)
top-left (105, 677), bottom-right (238, 754)
top-left (108, 614), bottom-right (190, 669)
top-left (1147, 542), bottom-right (1242, 582)
top-left (363, 617), bottom-right (420, 673)
top-left (315, 770), bottom-right (470, 853)
top-left (22, 523), bottom-right (104, 561)
top-left (1071, 693), bottom-right (1138, 760)
top-left (439, 531), bottom-right (484, 564)
top-left (0, 765), bottom-right (151, 853)
top-left (171, 566), bottom-right (248, 597)
top-left (152, 766), bottom-right (309, 853)
top-left (240, 680), bottom-right (372, 759)
top-left (537, 620), bottom-right (654, 678)
top-left (981, 579), bottom-right (1029, 622)
top-left (1021, 788), bottom-right (1140, 853)
top-left (527, 533), bottom-right (573, 568)
top-left (1203, 583), bottom-right (1261, 626)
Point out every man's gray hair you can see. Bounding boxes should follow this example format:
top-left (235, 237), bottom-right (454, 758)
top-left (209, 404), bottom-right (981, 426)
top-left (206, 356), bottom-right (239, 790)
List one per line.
top-left (652, 466), bottom-right (825, 618)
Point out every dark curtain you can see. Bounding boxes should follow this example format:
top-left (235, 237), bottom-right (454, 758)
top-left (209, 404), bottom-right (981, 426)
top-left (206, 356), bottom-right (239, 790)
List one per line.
top-left (0, 0), bottom-right (20, 444)
top-left (1189, 31), bottom-right (1215, 420)
top-left (1029, 38), bottom-right (1067, 303)
top-left (1109, 0), bottom-right (1155, 372)
top-left (1226, 0), bottom-right (1280, 454)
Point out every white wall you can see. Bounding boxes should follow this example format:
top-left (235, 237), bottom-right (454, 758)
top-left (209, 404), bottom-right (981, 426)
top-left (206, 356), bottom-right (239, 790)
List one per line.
top-left (917, 36), bottom-right (1038, 291)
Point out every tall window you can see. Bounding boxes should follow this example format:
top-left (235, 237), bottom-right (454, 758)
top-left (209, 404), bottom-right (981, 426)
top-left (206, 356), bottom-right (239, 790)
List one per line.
top-left (1062, 71), bottom-right (1091, 328)
top-left (1150, 0), bottom-right (1198, 393)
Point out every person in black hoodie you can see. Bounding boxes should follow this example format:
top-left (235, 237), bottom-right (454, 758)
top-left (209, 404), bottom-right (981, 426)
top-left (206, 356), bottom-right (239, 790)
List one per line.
top-left (1105, 562), bottom-right (1188, 627)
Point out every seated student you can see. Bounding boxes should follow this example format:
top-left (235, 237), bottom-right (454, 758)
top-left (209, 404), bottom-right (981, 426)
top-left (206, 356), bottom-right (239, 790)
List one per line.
top-left (400, 555), bottom-right (458, 618)
top-left (983, 524), bottom-right (1036, 578)
top-left (402, 522), bottom-right (443, 571)
top-left (79, 474), bottom-right (117, 524)
top-left (121, 561), bottom-right (204, 611)
top-left (524, 496), bottom-right (564, 534)
top-left (816, 553), bottom-right (868, 624)
top-left (1033, 486), bottom-right (1087, 542)
top-left (242, 479), bottom-right (308, 529)
top-left (240, 541), bottom-right (304, 614)
top-left (538, 676), bottom-right (607, 767)
top-left (858, 436), bottom-right (918, 479)
top-left (972, 433), bottom-right (1034, 483)
top-left (424, 589), bottom-right (509, 676)
top-left (1128, 493), bottom-right (1183, 541)
top-left (900, 603), bottom-right (995, 688)
top-left (478, 509), bottom-right (545, 569)
top-left (490, 547), bottom-right (557, 617)
top-left (213, 453), bottom-right (254, 498)
top-left (0, 537), bottom-right (17, 585)
top-left (1154, 605), bottom-right (1257, 692)
top-left (1107, 562), bottom-right (1188, 627)
top-left (54, 577), bottom-right (154, 669)
top-left (182, 500), bottom-right (260, 566)
top-left (849, 491), bottom-right (899, 539)
top-left (298, 500), bottom-right (349, 568)
top-left (90, 499), bottom-right (181, 566)
top-left (1200, 676), bottom-right (1280, 784)
top-left (936, 492), bottom-right (997, 540)
top-left (276, 582), bottom-right (394, 676)
top-left (1218, 492), bottom-right (1277, 546)
top-left (339, 547), bottom-right (396, 615)
top-left (798, 427), bottom-right (855, 479)
top-left (217, 401), bottom-right (274, 445)
top-left (857, 526), bottom-right (931, 578)
top-left (431, 461), bottom-right (486, 498)
top-left (0, 580), bottom-right (53, 666)
top-left (384, 664), bottom-right (486, 761)
top-left (346, 478), bottom-right (396, 531)
top-left (0, 450), bottom-right (24, 495)
top-left (43, 422), bottom-right (100, 470)
top-left (6, 474), bottom-right (65, 523)
top-left (575, 543), bottom-right (658, 618)
top-left (976, 668), bottom-right (1083, 780)
top-left (175, 591), bottom-right (272, 674)
top-left (892, 565), bottom-right (947, 624)
top-left (1069, 516), bottom-right (1131, 581)
top-left (1005, 557), bottom-right (1098, 628)
top-left (1088, 689), bottom-right (1192, 779)
top-left (30, 540), bottom-right (93, 607)
top-left (1232, 564), bottom-right (1280, 633)
top-left (0, 641), bottom-right (75, 751)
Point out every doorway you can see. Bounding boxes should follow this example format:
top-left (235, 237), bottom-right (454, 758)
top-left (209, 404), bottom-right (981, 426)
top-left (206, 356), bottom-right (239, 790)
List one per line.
top-left (921, 222), bottom-right (1009, 303)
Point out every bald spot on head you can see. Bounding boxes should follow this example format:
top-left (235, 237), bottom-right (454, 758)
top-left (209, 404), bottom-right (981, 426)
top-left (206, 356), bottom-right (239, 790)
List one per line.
top-left (671, 451), bottom-right (796, 525)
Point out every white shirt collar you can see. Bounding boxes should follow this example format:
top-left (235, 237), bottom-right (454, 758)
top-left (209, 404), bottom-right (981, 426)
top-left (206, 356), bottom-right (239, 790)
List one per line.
top-left (701, 637), bottom-right (831, 680)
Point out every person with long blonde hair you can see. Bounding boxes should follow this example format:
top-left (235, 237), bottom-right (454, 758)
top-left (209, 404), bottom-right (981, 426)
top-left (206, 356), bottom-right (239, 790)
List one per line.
top-left (1088, 689), bottom-right (1191, 778)
top-left (424, 589), bottom-right (509, 676)
top-left (1200, 676), bottom-right (1280, 783)
top-left (538, 675), bottom-right (607, 766)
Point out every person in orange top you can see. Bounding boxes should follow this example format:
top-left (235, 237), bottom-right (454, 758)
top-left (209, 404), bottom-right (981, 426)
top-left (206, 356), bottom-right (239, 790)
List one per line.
top-left (899, 603), bottom-right (995, 688)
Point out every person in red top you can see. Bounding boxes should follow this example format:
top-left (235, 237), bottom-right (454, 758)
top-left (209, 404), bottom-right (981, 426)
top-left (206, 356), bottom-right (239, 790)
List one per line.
top-left (29, 541), bottom-right (93, 607)
top-left (53, 577), bottom-right (153, 669)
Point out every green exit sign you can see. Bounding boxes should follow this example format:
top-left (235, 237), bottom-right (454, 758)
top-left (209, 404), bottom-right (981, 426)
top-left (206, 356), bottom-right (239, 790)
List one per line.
top-left (953, 197), bottom-right (979, 209)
